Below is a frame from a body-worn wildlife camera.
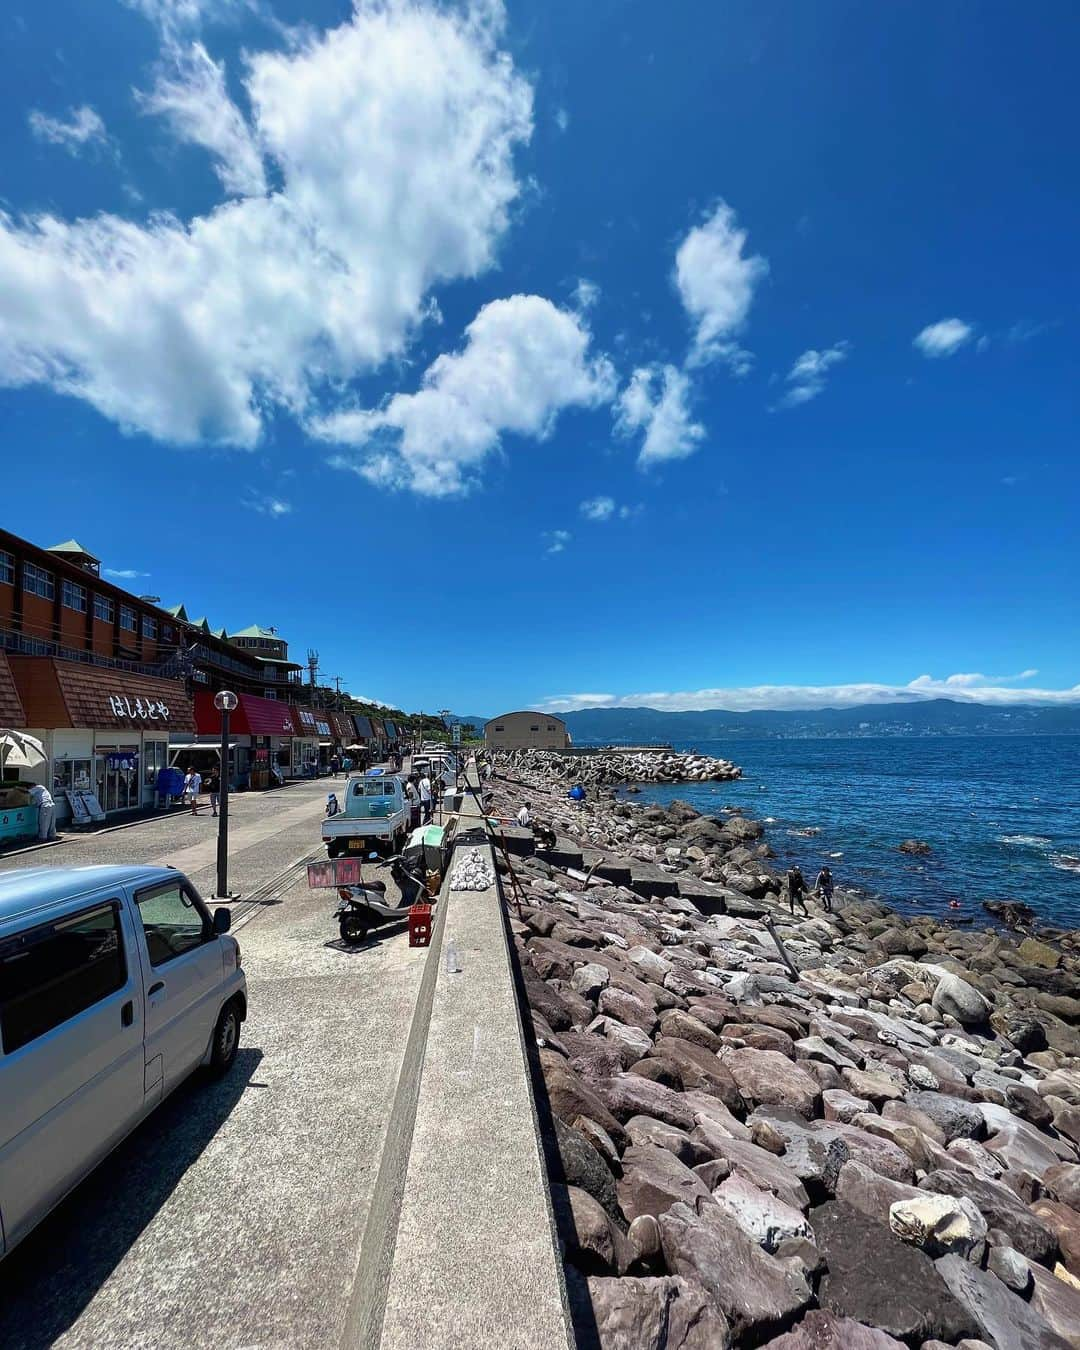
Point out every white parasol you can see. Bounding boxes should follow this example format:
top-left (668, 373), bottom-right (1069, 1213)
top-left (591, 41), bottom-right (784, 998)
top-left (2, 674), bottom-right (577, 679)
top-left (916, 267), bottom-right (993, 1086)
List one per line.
top-left (0, 729), bottom-right (47, 775)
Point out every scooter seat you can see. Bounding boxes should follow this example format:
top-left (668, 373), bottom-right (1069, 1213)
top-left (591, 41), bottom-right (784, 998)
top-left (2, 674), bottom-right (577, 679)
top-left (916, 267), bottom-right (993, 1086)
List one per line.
top-left (361, 880), bottom-right (387, 894)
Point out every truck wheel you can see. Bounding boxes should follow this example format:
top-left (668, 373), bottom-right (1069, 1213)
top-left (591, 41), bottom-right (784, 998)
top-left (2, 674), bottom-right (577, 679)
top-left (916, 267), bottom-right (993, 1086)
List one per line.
top-left (208, 998), bottom-right (242, 1076)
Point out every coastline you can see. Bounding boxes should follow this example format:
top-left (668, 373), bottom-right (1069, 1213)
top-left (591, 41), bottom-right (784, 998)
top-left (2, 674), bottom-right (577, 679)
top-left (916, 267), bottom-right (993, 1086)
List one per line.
top-left (486, 748), bottom-right (1080, 1348)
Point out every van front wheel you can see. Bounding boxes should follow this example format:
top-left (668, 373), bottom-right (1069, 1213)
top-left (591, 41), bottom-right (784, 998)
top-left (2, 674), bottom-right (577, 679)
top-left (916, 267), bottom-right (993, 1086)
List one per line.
top-left (209, 999), bottom-right (241, 1076)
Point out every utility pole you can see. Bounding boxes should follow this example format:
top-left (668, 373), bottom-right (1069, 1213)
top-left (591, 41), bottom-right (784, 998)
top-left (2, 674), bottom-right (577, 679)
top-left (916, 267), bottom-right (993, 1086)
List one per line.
top-left (307, 649), bottom-right (319, 706)
top-left (213, 690), bottom-right (238, 898)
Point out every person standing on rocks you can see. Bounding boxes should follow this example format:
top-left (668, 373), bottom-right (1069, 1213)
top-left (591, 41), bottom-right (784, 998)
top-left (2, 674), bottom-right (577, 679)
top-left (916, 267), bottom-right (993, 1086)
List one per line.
top-left (787, 864), bottom-right (809, 916)
top-left (516, 802), bottom-right (532, 827)
top-left (815, 864), bottom-right (835, 911)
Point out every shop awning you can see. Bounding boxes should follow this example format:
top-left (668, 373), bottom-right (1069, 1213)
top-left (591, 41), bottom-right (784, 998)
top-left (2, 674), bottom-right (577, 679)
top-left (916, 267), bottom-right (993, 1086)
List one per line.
top-left (0, 652), bottom-right (26, 727)
top-left (194, 691), bottom-right (296, 738)
top-left (9, 656), bottom-right (195, 734)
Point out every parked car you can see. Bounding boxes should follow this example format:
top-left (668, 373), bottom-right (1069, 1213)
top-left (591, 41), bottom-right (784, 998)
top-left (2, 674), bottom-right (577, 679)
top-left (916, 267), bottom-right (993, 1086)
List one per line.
top-left (0, 865), bottom-right (246, 1259)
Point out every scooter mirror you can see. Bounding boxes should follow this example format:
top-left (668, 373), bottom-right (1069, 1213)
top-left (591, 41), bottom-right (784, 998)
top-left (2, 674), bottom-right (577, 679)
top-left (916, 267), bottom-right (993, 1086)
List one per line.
top-left (369, 851), bottom-right (380, 860)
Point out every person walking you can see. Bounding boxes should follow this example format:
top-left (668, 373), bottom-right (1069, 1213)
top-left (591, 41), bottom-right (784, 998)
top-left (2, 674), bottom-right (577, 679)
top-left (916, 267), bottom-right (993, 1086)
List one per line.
top-left (205, 769), bottom-right (220, 818)
top-left (184, 767), bottom-right (203, 815)
top-left (419, 773), bottom-right (433, 824)
top-left (787, 864), bottom-right (809, 917)
top-left (516, 802), bottom-right (532, 827)
top-left (330, 753), bottom-right (341, 776)
top-left (815, 865), bottom-right (835, 912)
top-left (29, 782), bottom-right (58, 841)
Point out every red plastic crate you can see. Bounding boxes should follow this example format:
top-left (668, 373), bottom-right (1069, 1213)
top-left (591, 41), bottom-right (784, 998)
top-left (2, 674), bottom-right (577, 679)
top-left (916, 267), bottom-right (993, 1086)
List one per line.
top-left (408, 904), bottom-right (433, 947)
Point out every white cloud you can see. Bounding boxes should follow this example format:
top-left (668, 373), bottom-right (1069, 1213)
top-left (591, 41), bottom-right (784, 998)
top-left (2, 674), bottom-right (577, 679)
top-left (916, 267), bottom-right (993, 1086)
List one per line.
top-left (138, 41), bottom-right (267, 197)
top-left (580, 495), bottom-right (615, 521)
top-left (554, 107), bottom-right (569, 132)
top-left (104, 567), bottom-right (150, 579)
top-left (315, 294), bottom-right (615, 496)
top-left (543, 529), bottom-right (571, 554)
top-left (571, 278), bottom-right (599, 311)
top-left (0, 1), bottom-right (533, 449)
top-left (123, 0), bottom-right (240, 33)
top-left (28, 105), bottom-right (107, 155)
top-left (674, 201), bottom-right (768, 372)
top-left (242, 490), bottom-right (291, 517)
top-left (615, 364), bottom-right (705, 466)
top-left (776, 340), bottom-right (850, 408)
top-left (914, 318), bottom-right (974, 358)
top-left (540, 672), bottom-right (1079, 713)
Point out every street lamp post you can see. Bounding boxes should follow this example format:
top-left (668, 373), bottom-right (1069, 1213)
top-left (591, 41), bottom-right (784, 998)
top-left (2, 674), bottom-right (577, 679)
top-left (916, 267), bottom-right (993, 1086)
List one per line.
top-left (214, 689), bottom-right (239, 899)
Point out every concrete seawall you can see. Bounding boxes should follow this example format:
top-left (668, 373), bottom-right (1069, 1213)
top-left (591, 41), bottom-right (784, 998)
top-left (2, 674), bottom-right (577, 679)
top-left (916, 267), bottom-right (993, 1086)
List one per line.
top-left (348, 775), bottom-right (573, 1349)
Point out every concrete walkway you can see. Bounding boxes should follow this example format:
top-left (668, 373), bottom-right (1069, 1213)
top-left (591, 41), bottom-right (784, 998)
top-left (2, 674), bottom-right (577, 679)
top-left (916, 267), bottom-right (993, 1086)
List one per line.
top-left (356, 769), bottom-right (572, 1349)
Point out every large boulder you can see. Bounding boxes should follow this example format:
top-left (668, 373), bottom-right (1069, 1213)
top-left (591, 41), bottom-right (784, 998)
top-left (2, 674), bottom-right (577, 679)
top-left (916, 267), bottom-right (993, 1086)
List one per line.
top-left (905, 1090), bottom-right (987, 1143)
top-left (582, 1274), bottom-right (731, 1350)
top-left (833, 1160), bottom-right (924, 1224)
top-left (599, 986), bottom-right (659, 1035)
top-left (1028, 1260), bottom-right (1080, 1349)
top-left (654, 1037), bottom-right (746, 1112)
top-left (889, 1192), bottom-right (988, 1261)
top-left (757, 1309), bottom-right (907, 1349)
top-left (722, 1048), bottom-right (822, 1119)
top-left (626, 1115), bottom-right (708, 1169)
top-left (1031, 1199), bottom-right (1080, 1279)
top-left (932, 972), bottom-right (993, 1027)
top-left (553, 1118), bottom-right (621, 1222)
top-left (617, 1144), bottom-right (713, 1223)
top-left (597, 1073), bottom-right (696, 1132)
top-left (712, 1172), bottom-right (812, 1253)
top-left (660, 1198), bottom-right (812, 1342)
top-left (811, 1200), bottom-right (977, 1344)
top-left (920, 1169), bottom-right (1059, 1264)
top-left (934, 1254), bottom-right (1071, 1350)
top-left (540, 1050), bottom-right (626, 1145)
top-left (563, 1185), bottom-right (630, 1274)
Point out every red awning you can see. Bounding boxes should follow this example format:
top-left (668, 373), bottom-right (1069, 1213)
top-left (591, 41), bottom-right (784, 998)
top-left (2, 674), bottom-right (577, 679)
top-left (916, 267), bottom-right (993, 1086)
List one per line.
top-left (195, 691), bottom-right (297, 737)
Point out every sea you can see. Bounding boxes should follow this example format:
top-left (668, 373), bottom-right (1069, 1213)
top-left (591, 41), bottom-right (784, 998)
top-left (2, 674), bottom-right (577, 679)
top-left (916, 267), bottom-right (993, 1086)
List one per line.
top-left (616, 736), bottom-right (1080, 930)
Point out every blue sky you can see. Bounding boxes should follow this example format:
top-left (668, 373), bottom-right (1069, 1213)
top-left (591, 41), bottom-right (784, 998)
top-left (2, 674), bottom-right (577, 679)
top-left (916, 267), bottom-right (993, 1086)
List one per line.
top-left (2, 0), bottom-right (1078, 716)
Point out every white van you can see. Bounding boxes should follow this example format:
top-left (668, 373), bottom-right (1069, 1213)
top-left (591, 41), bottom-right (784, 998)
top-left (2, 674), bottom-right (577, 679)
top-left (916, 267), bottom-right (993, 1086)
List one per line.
top-left (0, 864), bottom-right (247, 1259)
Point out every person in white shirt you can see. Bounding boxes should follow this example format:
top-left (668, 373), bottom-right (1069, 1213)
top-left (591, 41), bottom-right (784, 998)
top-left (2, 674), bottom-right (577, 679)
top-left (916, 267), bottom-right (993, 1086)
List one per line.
top-left (184, 768), bottom-right (203, 814)
top-left (30, 782), bottom-right (57, 840)
top-left (419, 775), bottom-right (433, 824)
top-left (516, 803), bottom-right (531, 827)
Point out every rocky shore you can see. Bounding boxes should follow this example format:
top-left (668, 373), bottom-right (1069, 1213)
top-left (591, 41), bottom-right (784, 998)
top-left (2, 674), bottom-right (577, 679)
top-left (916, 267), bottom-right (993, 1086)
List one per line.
top-left (485, 761), bottom-right (1080, 1349)
top-left (494, 747), bottom-right (742, 787)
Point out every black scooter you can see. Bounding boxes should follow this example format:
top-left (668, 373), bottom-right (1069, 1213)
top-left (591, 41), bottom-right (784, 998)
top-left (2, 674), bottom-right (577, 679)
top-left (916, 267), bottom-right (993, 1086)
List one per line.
top-left (334, 851), bottom-right (429, 944)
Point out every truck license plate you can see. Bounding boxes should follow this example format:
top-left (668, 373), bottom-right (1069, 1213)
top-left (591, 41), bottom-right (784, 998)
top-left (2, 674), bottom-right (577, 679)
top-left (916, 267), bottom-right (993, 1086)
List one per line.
top-left (348, 838), bottom-right (364, 850)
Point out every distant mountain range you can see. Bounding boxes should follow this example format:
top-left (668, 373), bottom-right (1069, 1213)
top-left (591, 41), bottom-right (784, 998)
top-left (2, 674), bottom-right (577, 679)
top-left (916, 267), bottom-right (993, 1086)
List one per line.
top-left (557, 699), bottom-right (1080, 742)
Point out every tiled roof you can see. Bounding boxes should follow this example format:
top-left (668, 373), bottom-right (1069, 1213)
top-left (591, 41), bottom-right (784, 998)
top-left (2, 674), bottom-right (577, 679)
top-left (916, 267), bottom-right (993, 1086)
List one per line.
top-left (0, 653), bottom-right (27, 727)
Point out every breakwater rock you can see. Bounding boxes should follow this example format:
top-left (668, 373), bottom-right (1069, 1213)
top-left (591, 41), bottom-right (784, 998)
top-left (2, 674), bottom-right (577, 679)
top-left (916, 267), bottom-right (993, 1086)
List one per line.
top-left (496, 747), bottom-right (742, 787)
top-left (485, 772), bottom-right (1080, 1349)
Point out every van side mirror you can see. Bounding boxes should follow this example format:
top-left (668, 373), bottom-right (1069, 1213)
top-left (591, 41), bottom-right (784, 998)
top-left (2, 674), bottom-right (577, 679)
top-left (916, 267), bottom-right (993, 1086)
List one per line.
top-left (213, 907), bottom-right (232, 934)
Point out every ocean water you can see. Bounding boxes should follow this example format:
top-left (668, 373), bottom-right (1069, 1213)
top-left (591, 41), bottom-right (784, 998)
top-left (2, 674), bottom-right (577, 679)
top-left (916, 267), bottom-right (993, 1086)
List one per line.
top-left (619, 736), bottom-right (1080, 929)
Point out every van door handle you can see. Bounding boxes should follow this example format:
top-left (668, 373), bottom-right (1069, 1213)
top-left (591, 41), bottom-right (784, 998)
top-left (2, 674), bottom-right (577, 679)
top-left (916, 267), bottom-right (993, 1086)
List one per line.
top-left (121, 1000), bottom-right (134, 1027)
top-left (147, 981), bottom-right (165, 996)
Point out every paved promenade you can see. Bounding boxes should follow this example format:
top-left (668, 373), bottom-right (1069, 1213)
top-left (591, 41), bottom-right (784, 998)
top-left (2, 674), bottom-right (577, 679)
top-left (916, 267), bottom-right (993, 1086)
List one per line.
top-left (0, 777), bottom-right (430, 1348)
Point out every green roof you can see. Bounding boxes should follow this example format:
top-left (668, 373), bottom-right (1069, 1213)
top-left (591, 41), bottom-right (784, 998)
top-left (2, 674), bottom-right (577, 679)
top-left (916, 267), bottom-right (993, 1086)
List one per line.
top-left (231, 624), bottom-right (282, 639)
top-left (47, 539), bottom-right (100, 561)
top-left (164, 603), bottom-right (188, 620)
top-left (213, 627), bottom-right (229, 640)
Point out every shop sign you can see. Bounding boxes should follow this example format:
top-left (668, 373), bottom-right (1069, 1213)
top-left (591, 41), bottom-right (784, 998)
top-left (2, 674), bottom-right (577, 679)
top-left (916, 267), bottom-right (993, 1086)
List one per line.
top-left (109, 694), bottom-right (171, 721)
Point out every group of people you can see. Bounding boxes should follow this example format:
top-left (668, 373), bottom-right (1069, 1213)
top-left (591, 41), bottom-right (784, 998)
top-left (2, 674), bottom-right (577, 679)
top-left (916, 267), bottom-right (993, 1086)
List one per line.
top-left (786, 863), bottom-right (835, 914)
top-left (404, 769), bottom-right (445, 827)
top-left (181, 767), bottom-right (221, 818)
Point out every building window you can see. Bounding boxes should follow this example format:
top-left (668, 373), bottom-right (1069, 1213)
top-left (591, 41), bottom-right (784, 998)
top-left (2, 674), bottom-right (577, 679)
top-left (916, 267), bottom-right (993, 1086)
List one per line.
top-left (94, 594), bottom-right (115, 623)
top-left (142, 616), bottom-right (158, 640)
top-left (193, 669), bottom-right (209, 684)
top-left (62, 579), bottom-right (87, 612)
top-left (119, 605), bottom-right (137, 632)
top-left (264, 689), bottom-right (278, 700)
top-left (0, 551), bottom-right (13, 586)
top-left (494, 725), bottom-right (504, 731)
top-left (53, 757), bottom-right (93, 794)
top-left (530, 725), bottom-right (539, 732)
top-left (23, 562), bottom-right (54, 600)
top-left (161, 623), bottom-right (174, 642)
top-left (546, 725), bottom-right (557, 732)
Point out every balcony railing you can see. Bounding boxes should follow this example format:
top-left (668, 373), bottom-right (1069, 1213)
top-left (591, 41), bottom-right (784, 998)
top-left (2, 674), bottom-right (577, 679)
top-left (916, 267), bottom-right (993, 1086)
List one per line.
top-left (0, 626), bottom-right (183, 679)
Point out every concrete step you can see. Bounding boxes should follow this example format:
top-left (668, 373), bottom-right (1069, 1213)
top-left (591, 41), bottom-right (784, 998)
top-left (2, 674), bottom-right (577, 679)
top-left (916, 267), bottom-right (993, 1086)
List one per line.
top-left (493, 824), bottom-right (536, 858)
top-left (580, 849), bottom-right (633, 887)
top-left (627, 861), bottom-right (681, 899)
top-left (674, 876), bottom-right (734, 915)
top-left (536, 836), bottom-right (584, 871)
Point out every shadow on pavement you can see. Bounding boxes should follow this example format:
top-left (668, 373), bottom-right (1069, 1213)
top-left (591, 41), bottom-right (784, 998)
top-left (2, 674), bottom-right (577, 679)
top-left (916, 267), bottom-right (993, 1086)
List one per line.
top-left (0, 1048), bottom-right (263, 1350)
top-left (322, 920), bottom-right (409, 954)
